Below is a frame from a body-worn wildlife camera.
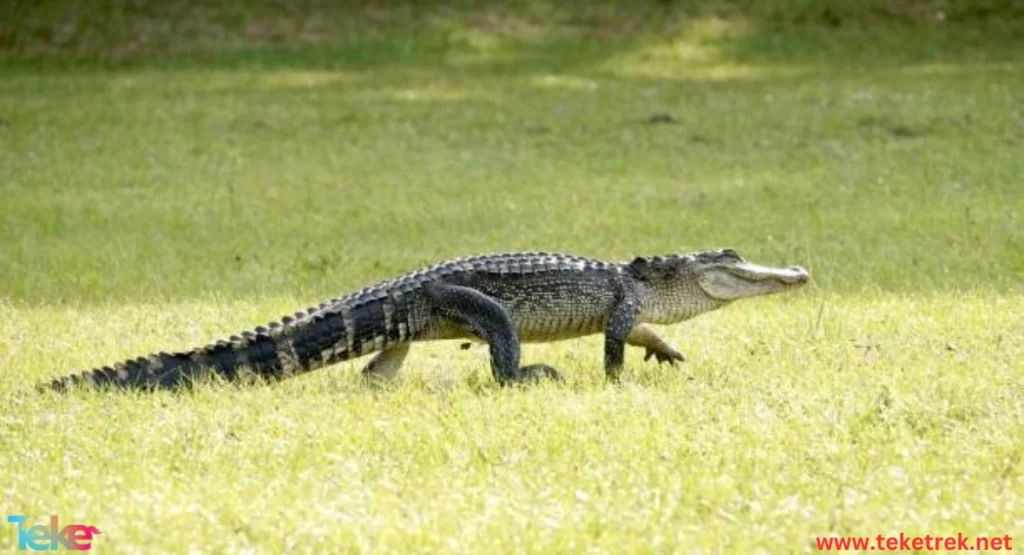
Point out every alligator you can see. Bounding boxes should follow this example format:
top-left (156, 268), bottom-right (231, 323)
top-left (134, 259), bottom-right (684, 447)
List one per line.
top-left (41, 249), bottom-right (809, 392)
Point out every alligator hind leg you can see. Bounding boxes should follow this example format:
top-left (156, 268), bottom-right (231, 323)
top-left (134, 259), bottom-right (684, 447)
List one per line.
top-left (361, 343), bottom-right (411, 380)
top-left (425, 282), bottom-right (561, 385)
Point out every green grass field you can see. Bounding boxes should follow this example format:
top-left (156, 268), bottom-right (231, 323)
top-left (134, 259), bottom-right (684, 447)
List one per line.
top-left (1, 2), bottom-right (1022, 552)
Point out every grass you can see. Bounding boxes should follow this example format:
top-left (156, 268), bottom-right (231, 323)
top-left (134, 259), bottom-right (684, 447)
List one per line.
top-left (1, 2), bottom-right (1022, 552)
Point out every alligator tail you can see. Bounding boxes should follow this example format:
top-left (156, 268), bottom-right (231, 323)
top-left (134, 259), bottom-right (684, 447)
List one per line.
top-left (40, 299), bottom-right (380, 392)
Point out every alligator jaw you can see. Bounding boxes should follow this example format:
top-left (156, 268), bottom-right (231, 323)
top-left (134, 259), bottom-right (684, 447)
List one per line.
top-left (698, 261), bottom-right (810, 301)
top-left (730, 261), bottom-right (809, 284)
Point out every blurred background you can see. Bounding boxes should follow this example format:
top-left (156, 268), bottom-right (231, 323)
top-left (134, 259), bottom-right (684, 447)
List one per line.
top-left (1, 0), bottom-right (1021, 303)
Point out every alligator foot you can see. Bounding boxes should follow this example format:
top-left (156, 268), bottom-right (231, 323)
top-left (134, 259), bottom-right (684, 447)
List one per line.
top-left (643, 345), bottom-right (686, 365)
top-left (514, 364), bottom-right (563, 384)
top-left (627, 324), bottom-right (686, 367)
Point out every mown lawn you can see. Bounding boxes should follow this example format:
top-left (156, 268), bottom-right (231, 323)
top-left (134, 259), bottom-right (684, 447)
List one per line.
top-left (1, 2), bottom-right (1022, 552)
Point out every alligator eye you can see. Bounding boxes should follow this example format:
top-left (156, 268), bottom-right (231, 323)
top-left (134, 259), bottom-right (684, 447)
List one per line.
top-left (721, 248), bottom-right (740, 258)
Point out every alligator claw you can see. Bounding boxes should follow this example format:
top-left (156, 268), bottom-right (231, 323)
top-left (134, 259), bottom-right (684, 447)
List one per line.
top-left (644, 346), bottom-right (686, 366)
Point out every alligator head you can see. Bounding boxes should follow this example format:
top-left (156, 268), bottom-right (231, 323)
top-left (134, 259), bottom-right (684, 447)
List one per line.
top-left (629, 248), bottom-right (810, 323)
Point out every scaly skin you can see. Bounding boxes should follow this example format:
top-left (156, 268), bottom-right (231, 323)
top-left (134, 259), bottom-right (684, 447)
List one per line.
top-left (41, 249), bottom-right (809, 391)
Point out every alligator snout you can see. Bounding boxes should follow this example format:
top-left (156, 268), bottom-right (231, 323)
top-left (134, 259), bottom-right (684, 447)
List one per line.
top-left (782, 266), bottom-right (811, 284)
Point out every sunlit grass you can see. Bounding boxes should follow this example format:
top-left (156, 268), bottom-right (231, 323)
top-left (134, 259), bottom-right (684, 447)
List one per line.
top-left (2, 294), bottom-right (1020, 552)
top-left (1, 3), bottom-right (1022, 553)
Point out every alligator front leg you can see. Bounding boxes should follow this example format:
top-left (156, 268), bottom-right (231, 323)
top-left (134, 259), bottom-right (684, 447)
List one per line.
top-left (425, 282), bottom-right (561, 385)
top-left (604, 296), bottom-right (641, 382)
top-left (627, 324), bottom-right (685, 365)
